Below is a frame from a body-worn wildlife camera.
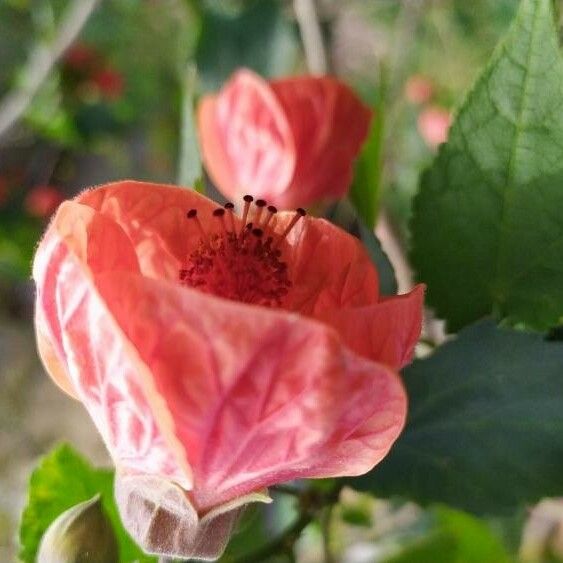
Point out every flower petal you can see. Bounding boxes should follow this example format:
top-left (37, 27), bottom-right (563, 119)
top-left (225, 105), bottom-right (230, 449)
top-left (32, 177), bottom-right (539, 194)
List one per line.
top-left (318, 285), bottom-right (426, 369)
top-left (271, 76), bottom-right (372, 207)
top-left (281, 214), bottom-right (379, 314)
top-left (91, 270), bottom-right (406, 511)
top-left (198, 69), bottom-right (296, 203)
top-left (33, 200), bottom-right (193, 489)
top-left (77, 180), bottom-right (218, 281)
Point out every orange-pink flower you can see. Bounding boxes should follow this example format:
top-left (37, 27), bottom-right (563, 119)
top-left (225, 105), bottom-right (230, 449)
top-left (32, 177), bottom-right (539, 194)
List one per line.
top-left (417, 105), bottom-right (451, 149)
top-left (33, 181), bottom-right (423, 559)
top-left (198, 69), bottom-right (372, 209)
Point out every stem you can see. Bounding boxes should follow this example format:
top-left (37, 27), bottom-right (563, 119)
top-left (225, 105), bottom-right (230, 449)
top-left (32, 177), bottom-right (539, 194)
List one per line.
top-left (320, 505), bottom-right (335, 563)
top-left (230, 511), bottom-right (313, 563)
top-left (0, 0), bottom-right (100, 142)
top-left (229, 482), bottom-right (343, 563)
top-left (294, 0), bottom-right (328, 75)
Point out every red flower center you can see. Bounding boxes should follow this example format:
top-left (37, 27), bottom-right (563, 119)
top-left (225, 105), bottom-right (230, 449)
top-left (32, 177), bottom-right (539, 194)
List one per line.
top-left (180, 196), bottom-right (305, 307)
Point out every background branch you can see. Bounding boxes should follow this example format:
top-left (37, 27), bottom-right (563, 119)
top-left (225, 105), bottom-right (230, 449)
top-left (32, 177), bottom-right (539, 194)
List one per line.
top-left (294, 0), bottom-right (328, 74)
top-left (0, 0), bottom-right (100, 142)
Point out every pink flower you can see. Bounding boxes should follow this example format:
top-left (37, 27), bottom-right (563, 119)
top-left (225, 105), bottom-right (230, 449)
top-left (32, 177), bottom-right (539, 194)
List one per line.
top-left (33, 181), bottom-right (423, 559)
top-left (417, 106), bottom-right (452, 148)
top-left (198, 69), bottom-right (372, 209)
top-left (405, 74), bottom-right (434, 105)
top-left (25, 185), bottom-right (64, 218)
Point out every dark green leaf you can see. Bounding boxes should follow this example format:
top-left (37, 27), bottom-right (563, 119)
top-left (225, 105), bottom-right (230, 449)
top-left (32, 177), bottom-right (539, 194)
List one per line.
top-left (196, 0), bottom-right (298, 92)
top-left (411, 0), bottom-right (563, 331)
top-left (19, 443), bottom-right (153, 563)
top-left (351, 319), bottom-right (563, 515)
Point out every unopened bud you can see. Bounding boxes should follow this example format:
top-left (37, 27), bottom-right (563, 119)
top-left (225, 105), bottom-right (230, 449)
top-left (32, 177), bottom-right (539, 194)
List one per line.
top-left (37, 494), bottom-right (118, 563)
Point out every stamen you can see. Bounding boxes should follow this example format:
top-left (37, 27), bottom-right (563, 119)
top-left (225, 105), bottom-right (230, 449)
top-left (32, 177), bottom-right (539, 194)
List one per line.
top-left (276, 208), bottom-right (306, 248)
top-left (254, 199), bottom-right (267, 225)
top-left (240, 195), bottom-right (253, 236)
top-left (213, 208), bottom-right (227, 234)
top-left (186, 209), bottom-right (209, 244)
top-left (181, 196), bottom-right (295, 307)
top-left (262, 205), bottom-right (277, 231)
top-left (224, 202), bottom-right (236, 233)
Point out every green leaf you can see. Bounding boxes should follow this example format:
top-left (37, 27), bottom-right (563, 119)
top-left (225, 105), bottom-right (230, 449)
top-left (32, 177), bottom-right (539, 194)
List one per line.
top-left (349, 97), bottom-right (384, 228)
top-left (351, 319), bottom-right (563, 515)
top-left (411, 0), bottom-right (563, 332)
top-left (195, 0), bottom-right (298, 92)
top-left (19, 443), bottom-right (153, 563)
top-left (384, 506), bottom-right (511, 563)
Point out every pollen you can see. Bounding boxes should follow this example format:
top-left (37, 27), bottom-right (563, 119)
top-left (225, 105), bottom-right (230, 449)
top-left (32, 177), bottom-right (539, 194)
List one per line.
top-left (179, 197), bottom-right (305, 307)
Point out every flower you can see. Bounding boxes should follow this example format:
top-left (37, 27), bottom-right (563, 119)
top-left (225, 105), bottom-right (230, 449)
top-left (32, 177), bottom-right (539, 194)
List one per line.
top-left (33, 181), bottom-right (423, 560)
top-left (405, 74), bottom-right (434, 105)
top-left (417, 106), bottom-right (451, 148)
top-left (25, 185), bottom-right (64, 218)
top-left (198, 69), bottom-right (372, 209)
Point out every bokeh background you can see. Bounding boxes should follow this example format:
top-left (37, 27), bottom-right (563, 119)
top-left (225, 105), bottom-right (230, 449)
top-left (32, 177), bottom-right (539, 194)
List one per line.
top-left (0, 0), bottom-right (528, 560)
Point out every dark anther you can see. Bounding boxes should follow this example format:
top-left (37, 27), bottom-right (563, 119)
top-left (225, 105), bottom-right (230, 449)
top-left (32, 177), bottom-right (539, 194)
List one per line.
top-left (213, 208), bottom-right (226, 217)
top-left (187, 209), bottom-right (197, 218)
top-left (252, 228), bottom-right (264, 237)
top-left (267, 205), bottom-right (277, 213)
top-left (255, 199), bottom-right (267, 207)
top-left (296, 208), bottom-right (306, 216)
top-left (224, 202), bottom-right (234, 210)
top-left (243, 195), bottom-right (254, 203)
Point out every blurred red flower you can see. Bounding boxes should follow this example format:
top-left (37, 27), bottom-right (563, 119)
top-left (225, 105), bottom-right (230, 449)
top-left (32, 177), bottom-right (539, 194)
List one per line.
top-left (417, 106), bottom-right (452, 148)
top-left (33, 181), bottom-right (423, 559)
top-left (25, 185), bottom-right (64, 218)
top-left (198, 69), bottom-right (372, 209)
top-left (405, 74), bottom-right (434, 105)
top-left (63, 44), bottom-right (100, 71)
top-left (92, 68), bottom-right (125, 100)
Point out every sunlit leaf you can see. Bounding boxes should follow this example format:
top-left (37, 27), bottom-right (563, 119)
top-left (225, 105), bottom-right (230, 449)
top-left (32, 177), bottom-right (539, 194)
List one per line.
top-left (411, 0), bottom-right (563, 331)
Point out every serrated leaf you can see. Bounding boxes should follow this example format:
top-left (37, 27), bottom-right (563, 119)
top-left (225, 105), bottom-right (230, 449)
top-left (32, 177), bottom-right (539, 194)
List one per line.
top-left (411, 0), bottom-right (563, 332)
top-left (350, 319), bottom-right (563, 515)
top-left (19, 443), bottom-right (153, 563)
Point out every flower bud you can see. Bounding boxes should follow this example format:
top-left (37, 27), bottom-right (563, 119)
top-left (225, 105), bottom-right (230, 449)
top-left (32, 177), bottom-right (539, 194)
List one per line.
top-left (37, 494), bottom-right (118, 563)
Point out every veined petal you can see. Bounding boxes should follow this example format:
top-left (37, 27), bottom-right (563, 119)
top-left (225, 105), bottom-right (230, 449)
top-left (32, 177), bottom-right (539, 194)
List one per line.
top-left (91, 271), bottom-right (406, 511)
top-left (77, 180), bottom-right (218, 281)
top-left (33, 200), bottom-right (193, 489)
top-left (281, 214), bottom-right (379, 314)
top-left (319, 285), bottom-right (426, 369)
top-left (271, 76), bottom-right (372, 206)
top-left (198, 69), bottom-right (296, 203)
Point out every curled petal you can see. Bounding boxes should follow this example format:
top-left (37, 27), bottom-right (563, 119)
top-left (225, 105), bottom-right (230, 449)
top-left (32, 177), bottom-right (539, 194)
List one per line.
top-left (198, 69), bottom-right (296, 204)
top-left (90, 271), bottom-right (406, 511)
top-left (270, 76), bottom-right (372, 207)
top-left (115, 472), bottom-right (271, 560)
top-left (319, 285), bottom-right (426, 369)
top-left (78, 180), bottom-right (218, 281)
top-left (33, 201), bottom-right (193, 489)
top-left (281, 214), bottom-right (379, 314)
